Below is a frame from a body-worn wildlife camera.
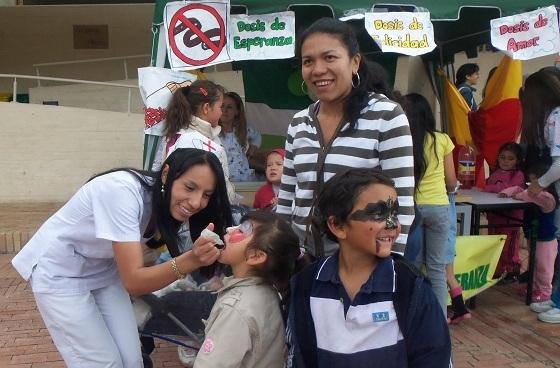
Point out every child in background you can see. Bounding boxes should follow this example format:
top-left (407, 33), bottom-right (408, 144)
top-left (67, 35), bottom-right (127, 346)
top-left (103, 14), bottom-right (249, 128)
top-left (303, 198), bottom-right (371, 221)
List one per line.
top-left (287, 169), bottom-right (451, 368)
top-left (500, 163), bottom-right (558, 303)
top-left (194, 211), bottom-right (300, 368)
top-left (521, 67), bottom-right (560, 324)
top-left (253, 149), bottom-right (285, 210)
top-left (484, 142), bottom-right (525, 279)
top-left (401, 93), bottom-right (461, 317)
top-left (455, 63), bottom-right (480, 111)
top-left (152, 80), bottom-right (236, 202)
top-left (220, 91), bottom-right (262, 182)
top-left (446, 191), bottom-right (472, 324)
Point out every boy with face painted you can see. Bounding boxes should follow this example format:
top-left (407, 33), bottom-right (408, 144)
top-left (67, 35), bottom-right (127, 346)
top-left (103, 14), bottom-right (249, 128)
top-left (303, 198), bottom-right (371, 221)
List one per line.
top-left (286, 169), bottom-right (451, 368)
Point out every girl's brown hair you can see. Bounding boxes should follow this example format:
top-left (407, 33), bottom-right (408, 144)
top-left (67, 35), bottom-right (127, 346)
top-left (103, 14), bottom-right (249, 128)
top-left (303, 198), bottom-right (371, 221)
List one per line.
top-left (164, 80), bottom-right (224, 139)
top-left (521, 68), bottom-right (560, 147)
top-left (221, 91), bottom-right (248, 150)
top-left (496, 142), bottom-right (523, 170)
top-left (241, 211), bottom-right (300, 296)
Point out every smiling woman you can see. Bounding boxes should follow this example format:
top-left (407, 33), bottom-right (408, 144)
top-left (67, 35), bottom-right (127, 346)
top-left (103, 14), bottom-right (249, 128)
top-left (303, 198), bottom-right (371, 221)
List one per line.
top-left (276, 17), bottom-right (415, 257)
top-left (10, 148), bottom-right (233, 367)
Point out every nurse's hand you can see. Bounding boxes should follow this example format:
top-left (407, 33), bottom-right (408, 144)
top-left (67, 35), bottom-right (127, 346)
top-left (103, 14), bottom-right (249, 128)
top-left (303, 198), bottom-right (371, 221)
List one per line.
top-left (528, 179), bottom-right (544, 196)
top-left (189, 223), bottom-right (221, 267)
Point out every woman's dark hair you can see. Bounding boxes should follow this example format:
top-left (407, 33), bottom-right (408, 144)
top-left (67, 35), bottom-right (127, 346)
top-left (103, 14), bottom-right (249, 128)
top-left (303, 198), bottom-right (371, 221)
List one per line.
top-left (241, 211), bottom-right (300, 317)
top-left (365, 59), bottom-right (394, 99)
top-left (455, 63), bottom-right (480, 86)
top-left (400, 93), bottom-right (438, 187)
top-left (89, 148), bottom-right (233, 258)
top-left (520, 68), bottom-right (560, 147)
top-left (317, 168), bottom-right (395, 242)
top-left (164, 80), bottom-right (225, 139)
top-left (496, 142), bottom-right (523, 170)
top-left (296, 17), bottom-right (392, 130)
top-left (220, 91), bottom-right (248, 150)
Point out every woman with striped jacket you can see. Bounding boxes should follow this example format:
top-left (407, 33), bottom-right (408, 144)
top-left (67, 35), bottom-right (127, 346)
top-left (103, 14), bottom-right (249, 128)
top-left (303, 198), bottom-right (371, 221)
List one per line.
top-left (276, 18), bottom-right (415, 257)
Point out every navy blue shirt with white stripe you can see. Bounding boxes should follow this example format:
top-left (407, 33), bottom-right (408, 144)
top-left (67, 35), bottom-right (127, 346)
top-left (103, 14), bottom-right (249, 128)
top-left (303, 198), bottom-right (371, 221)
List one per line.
top-left (287, 252), bottom-right (451, 368)
top-left (311, 255), bottom-right (407, 367)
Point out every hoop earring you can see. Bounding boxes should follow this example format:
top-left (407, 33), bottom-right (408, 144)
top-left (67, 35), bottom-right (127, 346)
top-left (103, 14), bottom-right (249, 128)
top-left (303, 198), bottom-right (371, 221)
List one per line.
top-left (301, 80), bottom-right (308, 95)
top-left (351, 73), bottom-right (361, 88)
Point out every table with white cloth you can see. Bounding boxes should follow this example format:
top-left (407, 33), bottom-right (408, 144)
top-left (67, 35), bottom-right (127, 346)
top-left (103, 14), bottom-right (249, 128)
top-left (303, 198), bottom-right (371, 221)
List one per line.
top-left (456, 189), bottom-right (538, 305)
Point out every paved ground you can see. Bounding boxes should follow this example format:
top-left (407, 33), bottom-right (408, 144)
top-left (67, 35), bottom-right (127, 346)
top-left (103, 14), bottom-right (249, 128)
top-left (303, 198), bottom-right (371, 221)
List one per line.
top-left (1, 203), bottom-right (559, 367)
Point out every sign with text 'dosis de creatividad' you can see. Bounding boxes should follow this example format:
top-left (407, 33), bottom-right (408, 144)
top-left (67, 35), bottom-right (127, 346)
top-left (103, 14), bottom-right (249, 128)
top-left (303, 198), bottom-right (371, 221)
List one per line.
top-left (490, 6), bottom-right (560, 60)
top-left (163, 0), bottom-right (231, 71)
top-left (364, 12), bottom-right (436, 56)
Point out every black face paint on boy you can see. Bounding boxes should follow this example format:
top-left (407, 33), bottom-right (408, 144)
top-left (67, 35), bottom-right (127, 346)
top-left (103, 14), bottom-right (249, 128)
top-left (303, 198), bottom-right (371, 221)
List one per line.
top-left (348, 197), bottom-right (399, 229)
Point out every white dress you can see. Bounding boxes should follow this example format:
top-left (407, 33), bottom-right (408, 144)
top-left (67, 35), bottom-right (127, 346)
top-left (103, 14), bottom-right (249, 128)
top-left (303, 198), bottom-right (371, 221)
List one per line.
top-left (221, 124), bottom-right (262, 182)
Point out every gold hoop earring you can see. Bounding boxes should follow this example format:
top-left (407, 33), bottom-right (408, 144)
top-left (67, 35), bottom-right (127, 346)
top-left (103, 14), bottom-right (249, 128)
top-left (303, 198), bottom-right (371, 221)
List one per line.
top-left (301, 80), bottom-right (308, 95)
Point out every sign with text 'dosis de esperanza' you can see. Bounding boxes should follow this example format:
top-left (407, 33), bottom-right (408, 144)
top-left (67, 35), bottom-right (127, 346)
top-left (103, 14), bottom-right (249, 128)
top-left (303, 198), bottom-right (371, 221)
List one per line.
top-left (228, 12), bottom-right (295, 61)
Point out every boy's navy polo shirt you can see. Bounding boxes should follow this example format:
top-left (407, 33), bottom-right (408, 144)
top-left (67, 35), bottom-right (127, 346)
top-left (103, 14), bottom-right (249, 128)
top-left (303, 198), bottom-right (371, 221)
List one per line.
top-left (310, 252), bottom-right (407, 367)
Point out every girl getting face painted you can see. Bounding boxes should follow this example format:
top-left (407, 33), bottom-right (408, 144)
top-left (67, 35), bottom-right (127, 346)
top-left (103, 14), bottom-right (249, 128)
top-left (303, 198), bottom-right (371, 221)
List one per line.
top-left (225, 221), bottom-right (254, 244)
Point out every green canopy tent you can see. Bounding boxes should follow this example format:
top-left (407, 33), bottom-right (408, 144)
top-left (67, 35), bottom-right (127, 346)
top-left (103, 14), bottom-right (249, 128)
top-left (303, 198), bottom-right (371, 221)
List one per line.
top-left (151, 0), bottom-right (554, 64)
top-left (144, 0), bottom-right (554, 168)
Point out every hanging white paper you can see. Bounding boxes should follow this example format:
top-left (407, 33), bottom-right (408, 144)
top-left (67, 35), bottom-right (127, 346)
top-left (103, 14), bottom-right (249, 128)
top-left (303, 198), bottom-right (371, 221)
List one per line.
top-left (364, 12), bottom-right (436, 56)
top-left (490, 6), bottom-right (560, 60)
top-left (138, 67), bottom-right (197, 136)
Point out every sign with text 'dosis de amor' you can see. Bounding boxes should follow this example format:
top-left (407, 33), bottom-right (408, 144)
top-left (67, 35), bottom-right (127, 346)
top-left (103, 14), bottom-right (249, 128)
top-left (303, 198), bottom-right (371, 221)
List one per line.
top-left (491, 6), bottom-right (560, 60)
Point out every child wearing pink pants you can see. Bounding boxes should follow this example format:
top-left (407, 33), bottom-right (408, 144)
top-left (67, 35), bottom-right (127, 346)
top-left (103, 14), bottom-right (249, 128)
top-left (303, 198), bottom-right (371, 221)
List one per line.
top-left (500, 185), bottom-right (558, 301)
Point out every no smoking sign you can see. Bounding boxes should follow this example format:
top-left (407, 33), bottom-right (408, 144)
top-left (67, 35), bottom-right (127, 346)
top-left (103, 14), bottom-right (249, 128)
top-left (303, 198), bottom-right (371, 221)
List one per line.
top-left (164, 1), bottom-right (231, 70)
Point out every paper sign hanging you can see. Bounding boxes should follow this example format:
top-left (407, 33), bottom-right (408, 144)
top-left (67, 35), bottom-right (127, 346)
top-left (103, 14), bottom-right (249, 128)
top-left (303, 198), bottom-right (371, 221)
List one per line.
top-left (228, 12), bottom-right (295, 61)
top-left (364, 12), bottom-right (436, 56)
top-left (163, 0), bottom-right (231, 71)
top-left (138, 67), bottom-right (197, 135)
top-left (490, 6), bottom-right (560, 60)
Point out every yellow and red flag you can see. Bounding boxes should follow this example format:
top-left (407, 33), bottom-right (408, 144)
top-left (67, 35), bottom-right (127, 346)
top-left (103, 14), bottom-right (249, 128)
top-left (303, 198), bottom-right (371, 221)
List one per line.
top-left (470, 56), bottom-right (522, 171)
top-left (441, 71), bottom-right (472, 147)
top-left (443, 56), bottom-right (522, 187)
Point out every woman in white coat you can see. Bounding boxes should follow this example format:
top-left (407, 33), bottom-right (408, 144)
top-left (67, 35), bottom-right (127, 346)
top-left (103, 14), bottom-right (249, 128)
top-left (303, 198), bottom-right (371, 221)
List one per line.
top-left (11, 148), bottom-right (232, 367)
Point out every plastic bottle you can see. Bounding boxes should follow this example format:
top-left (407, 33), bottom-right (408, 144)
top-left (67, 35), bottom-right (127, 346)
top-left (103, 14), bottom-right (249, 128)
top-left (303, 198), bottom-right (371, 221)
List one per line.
top-left (457, 145), bottom-right (475, 189)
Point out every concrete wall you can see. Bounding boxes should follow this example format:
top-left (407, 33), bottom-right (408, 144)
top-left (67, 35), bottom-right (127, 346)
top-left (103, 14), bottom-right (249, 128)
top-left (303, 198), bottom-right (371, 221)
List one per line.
top-left (0, 4), bottom-right (153, 93)
top-left (29, 79), bottom-right (144, 113)
top-left (27, 71), bottom-right (245, 114)
top-left (0, 102), bottom-right (144, 202)
top-left (452, 50), bottom-right (557, 104)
